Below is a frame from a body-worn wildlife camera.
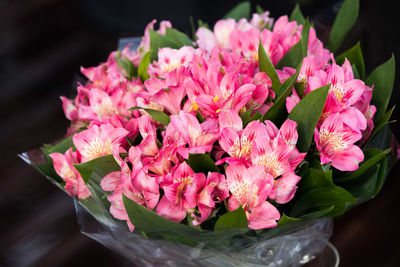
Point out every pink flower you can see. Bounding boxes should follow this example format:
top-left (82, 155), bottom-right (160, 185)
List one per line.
top-left (73, 123), bottom-right (129, 162)
top-left (196, 19), bottom-right (236, 51)
top-left (219, 120), bottom-right (266, 163)
top-left (157, 162), bottom-right (206, 222)
top-left (269, 172), bottom-right (301, 204)
top-left (315, 113), bottom-right (364, 171)
top-left (192, 172), bottom-right (229, 225)
top-left (50, 148), bottom-right (91, 199)
top-left (250, 11), bottom-right (274, 30)
top-left (157, 47), bottom-right (195, 73)
top-left (225, 163), bottom-right (280, 229)
top-left (171, 111), bottom-right (219, 158)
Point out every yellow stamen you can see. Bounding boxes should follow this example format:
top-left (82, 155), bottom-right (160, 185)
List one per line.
top-left (216, 109), bottom-right (221, 114)
top-left (213, 95), bottom-right (220, 103)
top-left (191, 101), bottom-right (199, 111)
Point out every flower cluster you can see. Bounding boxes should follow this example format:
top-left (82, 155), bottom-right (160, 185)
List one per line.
top-left (50, 10), bottom-right (375, 231)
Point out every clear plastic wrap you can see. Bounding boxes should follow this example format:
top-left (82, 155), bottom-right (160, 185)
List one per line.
top-left (20, 147), bottom-right (338, 266)
top-left (74, 197), bottom-right (335, 267)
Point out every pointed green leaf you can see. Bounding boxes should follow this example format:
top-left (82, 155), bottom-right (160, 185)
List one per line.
top-left (300, 205), bottom-right (335, 219)
top-left (149, 29), bottom-right (193, 60)
top-left (277, 213), bottom-right (301, 226)
top-left (335, 41), bottom-right (365, 79)
top-left (123, 195), bottom-right (200, 240)
top-left (214, 207), bottom-right (248, 230)
top-left (328, 0), bottom-right (359, 53)
top-left (115, 53), bottom-right (137, 80)
top-left (262, 62), bottom-right (302, 126)
top-left (290, 4), bottom-right (305, 25)
top-left (129, 107), bottom-right (170, 126)
top-left (290, 186), bottom-right (355, 218)
top-left (74, 155), bottom-right (120, 183)
top-left (258, 41), bottom-right (281, 92)
top-left (288, 84), bottom-right (330, 152)
top-left (276, 19), bottom-right (310, 69)
top-left (297, 167), bottom-right (334, 195)
top-left (223, 1), bottom-right (251, 21)
top-left (138, 50), bottom-right (151, 82)
top-left (188, 153), bottom-right (219, 174)
top-left (256, 4), bottom-right (264, 14)
top-left (367, 54), bottom-right (395, 123)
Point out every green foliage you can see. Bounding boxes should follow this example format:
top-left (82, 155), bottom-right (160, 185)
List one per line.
top-left (262, 62), bottom-right (302, 126)
top-left (258, 41), bottom-right (281, 92)
top-left (328, 0), bottom-right (360, 53)
top-left (223, 1), bottom-right (251, 21)
top-left (276, 19), bottom-right (310, 69)
top-left (367, 54), bottom-right (396, 123)
top-left (138, 51), bottom-right (151, 82)
top-left (74, 155), bottom-right (120, 183)
top-left (149, 28), bottom-right (193, 61)
top-left (130, 107), bottom-right (170, 126)
top-left (290, 4), bottom-right (305, 24)
top-left (188, 153), bottom-right (219, 174)
top-left (214, 207), bottom-right (248, 231)
top-left (115, 52), bottom-right (137, 80)
top-left (288, 84), bottom-right (330, 152)
top-left (335, 41), bottom-right (365, 79)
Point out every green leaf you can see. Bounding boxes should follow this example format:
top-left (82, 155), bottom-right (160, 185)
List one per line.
top-left (276, 19), bottom-right (310, 69)
top-left (123, 195), bottom-right (201, 243)
top-left (335, 41), bottom-right (365, 79)
top-left (290, 4), bottom-right (305, 25)
top-left (74, 155), bottom-right (120, 183)
top-left (214, 207), bottom-right (248, 230)
top-left (300, 205), bottom-right (335, 219)
top-left (335, 148), bottom-right (391, 183)
top-left (198, 19), bottom-right (209, 29)
top-left (328, 0), bottom-right (359, 53)
top-left (258, 41), bottom-right (281, 92)
top-left (223, 1), bottom-right (251, 21)
top-left (138, 51), bottom-right (151, 82)
top-left (277, 213), bottom-right (301, 226)
top-left (290, 186), bottom-right (355, 218)
top-left (149, 28), bottom-right (193, 61)
top-left (364, 105), bottom-right (395, 147)
top-left (188, 153), bottom-right (219, 174)
top-left (288, 84), bottom-right (330, 152)
top-left (367, 54), bottom-right (395, 123)
top-left (196, 111), bottom-right (205, 123)
top-left (297, 167), bottom-right (334, 195)
top-left (165, 28), bottom-right (193, 47)
top-left (130, 107), bottom-right (170, 126)
top-left (262, 62), bottom-right (302, 126)
top-left (42, 135), bottom-right (74, 155)
top-left (115, 53), bottom-right (137, 80)
top-left (256, 4), bottom-right (264, 14)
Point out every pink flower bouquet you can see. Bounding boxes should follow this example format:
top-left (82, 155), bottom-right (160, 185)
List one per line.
top-left (22, 0), bottom-right (397, 265)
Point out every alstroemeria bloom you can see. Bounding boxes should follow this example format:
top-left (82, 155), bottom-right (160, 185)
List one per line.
top-left (315, 113), bottom-right (364, 171)
top-left (50, 148), bottom-right (90, 199)
top-left (171, 111), bottom-right (219, 158)
top-left (73, 123), bottom-right (129, 162)
top-left (157, 162), bottom-right (206, 222)
top-left (196, 19), bottom-right (236, 51)
top-left (192, 172), bottom-right (229, 225)
top-left (219, 119), bottom-right (266, 164)
top-left (225, 163), bottom-right (280, 229)
top-left (269, 172), bottom-right (301, 204)
top-left (157, 47), bottom-right (195, 73)
top-left (250, 119), bottom-right (305, 178)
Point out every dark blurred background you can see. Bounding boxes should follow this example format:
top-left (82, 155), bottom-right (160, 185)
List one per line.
top-left (1, 0), bottom-right (399, 266)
